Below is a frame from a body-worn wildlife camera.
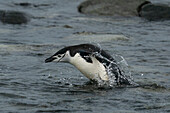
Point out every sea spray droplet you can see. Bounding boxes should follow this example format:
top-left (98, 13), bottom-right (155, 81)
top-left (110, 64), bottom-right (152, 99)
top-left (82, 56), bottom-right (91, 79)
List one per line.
top-left (93, 51), bottom-right (134, 86)
top-left (48, 72), bottom-right (52, 78)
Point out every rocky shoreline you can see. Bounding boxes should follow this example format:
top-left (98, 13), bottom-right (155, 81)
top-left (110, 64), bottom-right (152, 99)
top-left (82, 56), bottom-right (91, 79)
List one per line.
top-left (78, 0), bottom-right (170, 21)
top-left (0, 0), bottom-right (170, 25)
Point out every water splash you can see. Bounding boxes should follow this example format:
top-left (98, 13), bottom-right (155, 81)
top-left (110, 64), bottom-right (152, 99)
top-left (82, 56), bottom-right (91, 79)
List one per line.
top-left (90, 49), bottom-right (134, 87)
top-left (112, 54), bottom-right (134, 84)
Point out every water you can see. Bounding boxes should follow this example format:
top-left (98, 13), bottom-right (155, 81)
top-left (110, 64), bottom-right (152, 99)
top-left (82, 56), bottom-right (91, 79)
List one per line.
top-left (0, 0), bottom-right (170, 112)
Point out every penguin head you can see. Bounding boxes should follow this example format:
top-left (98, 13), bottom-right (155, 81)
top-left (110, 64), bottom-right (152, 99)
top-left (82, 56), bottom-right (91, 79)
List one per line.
top-left (45, 47), bottom-right (71, 63)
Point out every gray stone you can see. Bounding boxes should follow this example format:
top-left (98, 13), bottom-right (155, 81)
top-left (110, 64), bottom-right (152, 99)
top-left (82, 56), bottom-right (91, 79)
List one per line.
top-left (0, 10), bottom-right (31, 24)
top-left (78, 0), bottom-right (147, 16)
top-left (138, 3), bottom-right (170, 21)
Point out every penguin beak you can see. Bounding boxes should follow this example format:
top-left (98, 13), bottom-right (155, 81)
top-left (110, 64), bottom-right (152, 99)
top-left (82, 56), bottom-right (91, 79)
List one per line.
top-left (45, 56), bottom-right (56, 63)
top-left (45, 55), bottom-right (64, 63)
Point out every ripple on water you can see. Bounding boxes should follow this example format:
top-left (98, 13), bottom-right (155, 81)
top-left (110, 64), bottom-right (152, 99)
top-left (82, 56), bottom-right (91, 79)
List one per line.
top-left (0, 0), bottom-right (170, 112)
top-left (0, 92), bottom-right (26, 99)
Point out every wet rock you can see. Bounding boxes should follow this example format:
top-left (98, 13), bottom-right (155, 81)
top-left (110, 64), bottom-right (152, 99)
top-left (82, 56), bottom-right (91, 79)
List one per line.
top-left (78, 0), bottom-right (170, 21)
top-left (0, 10), bottom-right (31, 24)
top-left (78, 0), bottom-right (147, 16)
top-left (137, 1), bottom-right (151, 13)
top-left (138, 3), bottom-right (170, 21)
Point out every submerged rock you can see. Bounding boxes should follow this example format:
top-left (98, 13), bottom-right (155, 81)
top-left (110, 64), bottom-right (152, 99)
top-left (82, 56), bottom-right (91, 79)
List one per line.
top-left (14, 2), bottom-right (51, 8)
top-left (0, 10), bottom-right (31, 24)
top-left (78, 0), bottom-right (147, 16)
top-left (14, 2), bottom-right (32, 7)
top-left (66, 33), bottom-right (129, 43)
top-left (138, 3), bottom-right (170, 21)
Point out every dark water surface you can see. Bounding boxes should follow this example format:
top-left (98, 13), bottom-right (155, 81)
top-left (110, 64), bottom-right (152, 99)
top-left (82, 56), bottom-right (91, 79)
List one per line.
top-left (0, 0), bottom-right (170, 113)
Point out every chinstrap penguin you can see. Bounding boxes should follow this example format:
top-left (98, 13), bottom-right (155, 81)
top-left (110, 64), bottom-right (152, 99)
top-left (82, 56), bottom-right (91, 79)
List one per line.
top-left (45, 44), bottom-right (131, 85)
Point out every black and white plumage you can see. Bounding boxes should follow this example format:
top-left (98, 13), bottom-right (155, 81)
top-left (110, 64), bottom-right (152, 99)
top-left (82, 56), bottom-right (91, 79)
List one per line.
top-left (45, 44), bottom-right (130, 85)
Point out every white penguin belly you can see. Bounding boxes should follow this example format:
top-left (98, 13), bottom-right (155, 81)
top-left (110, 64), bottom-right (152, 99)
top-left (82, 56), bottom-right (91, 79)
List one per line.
top-left (70, 53), bottom-right (108, 81)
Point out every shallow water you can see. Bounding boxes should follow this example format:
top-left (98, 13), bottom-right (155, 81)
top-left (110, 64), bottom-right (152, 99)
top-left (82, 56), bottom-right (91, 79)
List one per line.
top-left (0, 0), bottom-right (170, 113)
